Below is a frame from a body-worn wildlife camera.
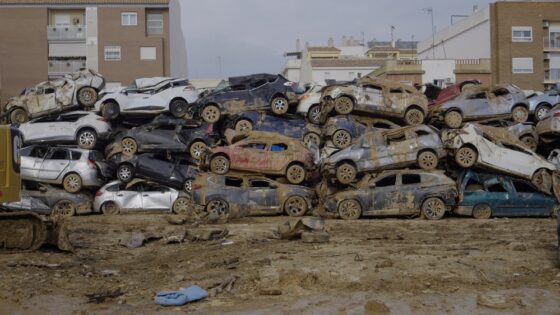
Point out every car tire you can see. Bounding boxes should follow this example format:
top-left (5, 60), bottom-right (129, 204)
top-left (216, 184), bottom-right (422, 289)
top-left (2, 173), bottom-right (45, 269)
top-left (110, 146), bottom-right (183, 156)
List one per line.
top-left (102, 101), bottom-right (120, 120)
top-left (286, 164), bottom-right (306, 185)
top-left (63, 173), bottom-right (83, 193)
top-left (532, 169), bottom-right (552, 194)
top-left (338, 199), bottom-right (362, 220)
top-left (404, 107), bottom-right (425, 126)
top-left (332, 129), bottom-right (352, 149)
top-left (271, 96), bottom-right (289, 115)
top-left (520, 135), bottom-right (537, 152)
top-left (183, 179), bottom-right (193, 193)
top-left (169, 99), bottom-right (189, 118)
top-left (76, 128), bottom-right (97, 149)
top-left (417, 150), bottom-right (439, 170)
top-left (455, 146), bottom-right (477, 168)
top-left (121, 137), bottom-right (138, 156)
top-left (52, 200), bottom-right (76, 217)
top-left (284, 196), bottom-right (308, 217)
top-left (336, 163), bottom-right (357, 185)
top-left (210, 155), bottom-right (230, 174)
top-left (235, 119), bottom-right (253, 133)
top-left (307, 105), bottom-right (322, 125)
top-left (77, 87), bottom-right (98, 107)
top-left (421, 197), bottom-right (446, 220)
top-left (303, 132), bottom-right (321, 146)
top-left (172, 197), bottom-right (191, 215)
top-left (334, 96), bottom-right (354, 115)
top-left (535, 104), bottom-right (551, 121)
top-left (10, 108), bottom-right (28, 124)
top-left (205, 199), bottom-right (229, 217)
top-left (444, 110), bottom-right (463, 129)
top-left (472, 203), bottom-right (492, 219)
top-left (512, 106), bottom-right (529, 123)
top-left (189, 141), bottom-right (207, 160)
top-left (117, 163), bottom-right (134, 183)
top-left (201, 104), bottom-right (221, 123)
top-left (101, 201), bottom-right (120, 215)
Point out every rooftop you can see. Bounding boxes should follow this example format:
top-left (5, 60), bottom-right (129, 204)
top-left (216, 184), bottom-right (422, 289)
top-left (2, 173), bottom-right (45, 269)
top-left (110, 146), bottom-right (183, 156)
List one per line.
top-left (306, 46), bottom-right (341, 52)
top-left (311, 59), bottom-right (385, 68)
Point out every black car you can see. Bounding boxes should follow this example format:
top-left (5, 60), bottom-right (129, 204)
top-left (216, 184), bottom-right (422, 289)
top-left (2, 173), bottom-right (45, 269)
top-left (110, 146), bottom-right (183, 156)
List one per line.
top-left (115, 153), bottom-right (199, 192)
top-left (196, 73), bottom-right (301, 123)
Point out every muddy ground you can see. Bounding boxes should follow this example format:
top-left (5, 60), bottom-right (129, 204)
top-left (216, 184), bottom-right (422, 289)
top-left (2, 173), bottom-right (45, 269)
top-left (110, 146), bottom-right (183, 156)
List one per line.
top-left (0, 214), bottom-right (559, 314)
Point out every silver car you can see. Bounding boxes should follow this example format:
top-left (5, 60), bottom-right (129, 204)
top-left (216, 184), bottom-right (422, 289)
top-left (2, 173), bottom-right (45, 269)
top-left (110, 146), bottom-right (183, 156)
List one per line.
top-left (93, 179), bottom-right (191, 215)
top-left (528, 84), bottom-right (560, 121)
top-left (21, 145), bottom-right (108, 193)
top-left (536, 103), bottom-right (560, 142)
top-left (17, 111), bottom-right (111, 149)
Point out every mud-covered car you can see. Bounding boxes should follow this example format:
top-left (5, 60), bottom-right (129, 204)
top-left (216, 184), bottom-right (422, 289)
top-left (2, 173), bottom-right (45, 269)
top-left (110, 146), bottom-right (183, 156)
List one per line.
top-left (322, 170), bottom-right (457, 220)
top-left (528, 84), bottom-right (560, 121)
top-left (108, 115), bottom-right (219, 159)
top-left (455, 170), bottom-right (557, 218)
top-left (536, 103), bottom-right (560, 143)
top-left (424, 80), bottom-right (480, 107)
top-left (481, 120), bottom-right (539, 151)
top-left (442, 123), bottom-right (558, 194)
top-left (297, 84), bottom-right (323, 124)
top-left (196, 73), bottom-right (300, 123)
top-left (93, 179), bottom-right (191, 215)
top-left (94, 77), bottom-right (199, 120)
top-left (431, 84), bottom-right (530, 128)
top-left (191, 173), bottom-right (316, 217)
top-left (115, 153), bottom-right (199, 192)
top-left (2, 68), bottom-right (105, 123)
top-left (16, 111), bottom-right (111, 149)
top-left (322, 115), bottom-right (400, 149)
top-left (0, 183), bottom-right (93, 217)
top-left (224, 111), bottom-right (321, 146)
top-left (21, 145), bottom-right (108, 193)
top-left (202, 131), bottom-right (317, 185)
top-left (322, 125), bottom-right (446, 185)
top-left (319, 77), bottom-right (429, 126)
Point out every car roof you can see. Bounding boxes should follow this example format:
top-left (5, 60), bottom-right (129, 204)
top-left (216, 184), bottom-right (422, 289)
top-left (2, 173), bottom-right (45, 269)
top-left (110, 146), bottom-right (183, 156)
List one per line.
top-left (228, 73), bottom-right (279, 86)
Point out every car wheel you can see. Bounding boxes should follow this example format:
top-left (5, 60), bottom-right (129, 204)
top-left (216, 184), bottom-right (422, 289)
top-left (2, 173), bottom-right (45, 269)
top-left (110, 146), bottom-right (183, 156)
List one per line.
top-left (307, 105), bottom-right (322, 124)
top-left (77, 129), bottom-right (97, 149)
top-left (183, 179), bottom-right (193, 193)
top-left (444, 110), bottom-right (463, 129)
top-left (210, 155), bottom-right (230, 174)
top-left (63, 173), bottom-right (82, 193)
top-left (472, 203), bottom-right (492, 219)
top-left (201, 105), bottom-right (221, 123)
top-left (235, 119), bottom-right (253, 133)
top-left (173, 197), bottom-right (191, 215)
top-left (303, 132), bottom-right (321, 146)
top-left (78, 87), bottom-right (98, 107)
top-left (52, 200), bottom-right (76, 217)
top-left (455, 146), bottom-right (477, 168)
top-left (338, 199), bottom-right (362, 220)
top-left (336, 163), bottom-right (356, 185)
top-left (117, 164), bottom-right (134, 183)
top-left (101, 201), bottom-right (120, 215)
top-left (512, 106), bottom-right (529, 123)
top-left (417, 150), bottom-right (438, 170)
top-left (271, 96), bottom-right (289, 114)
top-left (286, 164), bottom-right (306, 185)
top-left (334, 96), bottom-right (354, 115)
top-left (520, 135), bottom-right (537, 152)
top-left (169, 99), bottom-right (189, 118)
top-left (332, 129), bottom-right (352, 149)
top-left (101, 101), bottom-right (120, 120)
top-left (421, 197), bottom-right (446, 220)
top-left (535, 104), bottom-right (551, 121)
top-left (404, 108), bottom-right (425, 126)
top-left (284, 196), bottom-right (308, 217)
top-left (121, 138), bottom-right (138, 156)
top-left (10, 108), bottom-right (28, 124)
top-left (189, 141), bottom-right (207, 160)
top-left (206, 199), bottom-right (229, 217)
top-left (532, 169), bottom-right (552, 194)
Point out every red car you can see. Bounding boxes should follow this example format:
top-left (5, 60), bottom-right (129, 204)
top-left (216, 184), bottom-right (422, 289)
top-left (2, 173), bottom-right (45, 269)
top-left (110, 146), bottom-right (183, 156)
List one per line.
top-left (424, 80), bottom-right (480, 107)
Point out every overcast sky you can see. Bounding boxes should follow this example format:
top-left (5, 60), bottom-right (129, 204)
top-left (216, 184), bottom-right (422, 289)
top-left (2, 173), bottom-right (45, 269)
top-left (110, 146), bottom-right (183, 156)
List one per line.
top-left (181, 0), bottom-right (492, 79)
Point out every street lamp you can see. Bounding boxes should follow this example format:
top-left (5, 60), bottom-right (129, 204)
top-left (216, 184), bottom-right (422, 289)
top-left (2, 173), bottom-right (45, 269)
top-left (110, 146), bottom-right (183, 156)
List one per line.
top-left (423, 7), bottom-right (435, 59)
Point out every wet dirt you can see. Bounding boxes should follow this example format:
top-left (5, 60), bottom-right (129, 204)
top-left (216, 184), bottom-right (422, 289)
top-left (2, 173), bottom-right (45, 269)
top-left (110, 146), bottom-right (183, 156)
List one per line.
top-left (0, 214), bottom-right (559, 314)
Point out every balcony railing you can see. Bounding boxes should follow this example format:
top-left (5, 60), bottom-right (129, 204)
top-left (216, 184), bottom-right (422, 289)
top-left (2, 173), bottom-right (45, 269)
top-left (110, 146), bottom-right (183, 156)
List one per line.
top-left (48, 59), bottom-right (86, 77)
top-left (543, 35), bottom-right (560, 51)
top-left (47, 25), bottom-right (86, 41)
top-left (545, 69), bottom-right (560, 82)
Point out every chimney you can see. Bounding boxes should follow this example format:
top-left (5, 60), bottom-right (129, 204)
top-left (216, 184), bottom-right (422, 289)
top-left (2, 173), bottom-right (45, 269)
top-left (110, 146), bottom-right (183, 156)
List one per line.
top-left (296, 39), bottom-right (301, 52)
top-left (328, 37), bottom-right (334, 47)
top-left (473, 5), bottom-right (479, 13)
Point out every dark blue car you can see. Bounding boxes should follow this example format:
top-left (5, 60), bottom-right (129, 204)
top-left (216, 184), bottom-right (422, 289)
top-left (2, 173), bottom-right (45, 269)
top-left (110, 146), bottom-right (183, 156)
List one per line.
top-left (455, 170), bottom-right (557, 219)
top-left (224, 111), bottom-right (321, 145)
top-left (322, 115), bottom-right (400, 149)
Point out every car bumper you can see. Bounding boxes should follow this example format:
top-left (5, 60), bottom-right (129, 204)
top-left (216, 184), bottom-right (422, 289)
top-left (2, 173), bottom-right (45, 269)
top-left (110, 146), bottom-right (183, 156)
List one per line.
top-left (454, 205), bottom-right (473, 217)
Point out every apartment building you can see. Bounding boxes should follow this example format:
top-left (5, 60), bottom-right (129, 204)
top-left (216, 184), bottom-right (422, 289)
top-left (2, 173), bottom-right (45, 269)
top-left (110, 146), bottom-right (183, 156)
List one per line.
top-left (0, 0), bottom-right (186, 102)
top-left (417, 1), bottom-right (560, 92)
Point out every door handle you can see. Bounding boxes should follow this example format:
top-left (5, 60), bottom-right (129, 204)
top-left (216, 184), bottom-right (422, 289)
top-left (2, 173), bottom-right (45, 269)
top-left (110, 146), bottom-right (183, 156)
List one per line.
top-left (117, 194), bottom-right (124, 197)
top-left (142, 194), bottom-right (149, 197)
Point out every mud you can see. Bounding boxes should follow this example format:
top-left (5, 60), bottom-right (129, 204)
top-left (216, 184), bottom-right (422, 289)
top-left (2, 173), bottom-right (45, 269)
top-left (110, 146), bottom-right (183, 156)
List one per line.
top-left (0, 214), bottom-right (559, 314)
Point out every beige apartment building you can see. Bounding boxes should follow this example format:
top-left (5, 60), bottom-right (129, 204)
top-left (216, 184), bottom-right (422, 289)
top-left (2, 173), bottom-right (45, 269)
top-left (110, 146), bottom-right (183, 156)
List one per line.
top-left (0, 0), bottom-right (184, 102)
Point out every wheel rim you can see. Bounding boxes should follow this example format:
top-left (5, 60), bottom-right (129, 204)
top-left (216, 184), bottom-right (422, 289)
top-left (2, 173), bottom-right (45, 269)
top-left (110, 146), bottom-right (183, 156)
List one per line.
top-left (171, 101), bottom-right (187, 116)
top-left (235, 120), bottom-right (253, 133)
top-left (418, 151), bottom-right (437, 169)
top-left (174, 198), bottom-right (190, 214)
top-left (122, 138), bottom-right (137, 155)
top-left (512, 107), bottom-right (528, 122)
top-left (445, 111), bottom-right (462, 128)
top-left (79, 88), bottom-right (96, 105)
top-left (333, 130), bottom-right (351, 148)
top-left (285, 196), bottom-right (306, 216)
top-left (211, 156), bottom-right (229, 174)
top-left (208, 200), bottom-right (228, 216)
top-left (190, 142), bottom-right (207, 160)
top-left (103, 103), bottom-right (118, 118)
top-left (118, 165), bottom-right (133, 181)
top-left (339, 200), bottom-right (361, 220)
top-left (335, 97), bottom-right (353, 114)
top-left (456, 147), bottom-right (476, 167)
top-left (304, 133), bottom-right (320, 146)
top-left (103, 202), bottom-right (118, 215)
top-left (78, 131), bottom-right (96, 148)
top-left (64, 174), bottom-right (81, 192)
top-left (533, 170), bottom-right (552, 192)
top-left (536, 107), bottom-right (550, 121)
top-left (309, 106), bottom-right (321, 123)
top-left (184, 180), bottom-right (192, 192)
top-left (423, 198), bottom-right (445, 220)
top-left (287, 165), bottom-right (305, 184)
top-left (203, 106), bottom-right (220, 123)
top-left (337, 164), bottom-right (355, 183)
top-left (53, 201), bottom-right (74, 217)
top-left (521, 136), bottom-right (537, 151)
top-left (11, 109), bottom-right (27, 123)
top-left (473, 204), bottom-right (491, 219)
top-left (273, 98), bottom-right (287, 112)
top-left (405, 109), bottom-right (424, 125)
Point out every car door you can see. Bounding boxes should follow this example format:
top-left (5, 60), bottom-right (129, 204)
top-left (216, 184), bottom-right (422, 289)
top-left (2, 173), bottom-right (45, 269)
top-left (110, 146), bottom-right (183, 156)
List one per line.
top-left (139, 124), bottom-right (186, 150)
top-left (268, 143), bottom-right (291, 173)
top-left (385, 129), bottom-right (417, 167)
top-left (482, 178), bottom-right (511, 216)
top-left (490, 87), bottom-right (514, 116)
top-left (464, 91), bottom-right (491, 118)
top-left (22, 116), bottom-right (59, 142)
top-left (36, 86), bottom-right (58, 114)
top-left (146, 82), bottom-right (174, 110)
top-left (398, 173), bottom-right (424, 215)
top-left (230, 141), bottom-right (269, 171)
top-left (118, 182), bottom-right (144, 211)
top-left (368, 174), bottom-right (400, 215)
top-left (247, 178), bottom-right (278, 211)
top-left (511, 180), bottom-right (554, 216)
top-left (361, 84), bottom-right (384, 112)
top-left (137, 154), bottom-right (174, 182)
top-left (249, 79), bottom-right (274, 110)
top-left (141, 183), bottom-right (172, 211)
top-left (121, 90), bottom-right (153, 112)
top-left (218, 85), bottom-right (252, 113)
top-left (21, 146), bottom-right (49, 179)
top-left (38, 148), bottom-right (70, 180)
top-left (386, 87), bottom-right (408, 115)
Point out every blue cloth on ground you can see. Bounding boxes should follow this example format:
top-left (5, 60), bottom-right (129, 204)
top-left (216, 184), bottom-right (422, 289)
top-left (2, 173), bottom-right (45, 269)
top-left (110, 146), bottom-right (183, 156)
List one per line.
top-left (154, 285), bottom-right (208, 306)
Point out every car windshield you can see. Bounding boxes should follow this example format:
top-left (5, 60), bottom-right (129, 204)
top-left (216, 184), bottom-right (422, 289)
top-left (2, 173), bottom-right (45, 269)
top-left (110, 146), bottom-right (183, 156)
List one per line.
top-left (125, 80), bottom-right (138, 91)
top-left (213, 80), bottom-right (230, 92)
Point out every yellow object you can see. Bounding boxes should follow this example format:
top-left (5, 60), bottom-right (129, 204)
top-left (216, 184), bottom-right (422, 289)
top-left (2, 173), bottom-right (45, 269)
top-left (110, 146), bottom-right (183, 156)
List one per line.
top-left (0, 125), bottom-right (21, 203)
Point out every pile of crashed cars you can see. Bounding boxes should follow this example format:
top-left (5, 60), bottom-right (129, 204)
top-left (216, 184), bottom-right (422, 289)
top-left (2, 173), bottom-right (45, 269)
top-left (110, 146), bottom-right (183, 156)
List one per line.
top-left (2, 68), bottom-right (560, 222)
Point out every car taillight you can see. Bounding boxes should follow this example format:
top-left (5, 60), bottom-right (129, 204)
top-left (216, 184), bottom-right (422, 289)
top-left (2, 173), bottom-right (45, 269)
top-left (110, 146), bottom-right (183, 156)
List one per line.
top-left (87, 160), bottom-right (96, 169)
top-left (206, 124), bottom-right (214, 133)
top-left (97, 117), bottom-right (108, 122)
top-left (95, 190), bottom-right (103, 197)
top-left (193, 184), bottom-right (203, 190)
top-left (554, 112), bottom-right (560, 118)
top-left (184, 85), bottom-right (195, 91)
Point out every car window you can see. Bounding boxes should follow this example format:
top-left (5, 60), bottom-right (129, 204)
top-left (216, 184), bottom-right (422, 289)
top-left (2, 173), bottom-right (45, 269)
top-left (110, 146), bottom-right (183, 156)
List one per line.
top-left (271, 143), bottom-right (288, 152)
top-left (487, 183), bottom-right (507, 193)
top-left (70, 151), bottom-right (82, 160)
top-left (172, 80), bottom-right (190, 87)
top-left (155, 124), bottom-right (177, 131)
top-left (225, 177), bottom-right (243, 187)
top-left (128, 183), bottom-right (144, 192)
top-left (249, 180), bottom-right (272, 188)
top-left (372, 122), bottom-right (393, 129)
top-left (29, 146), bottom-right (49, 158)
top-left (106, 184), bottom-right (119, 192)
top-left (402, 174), bottom-right (421, 185)
top-left (60, 114), bottom-right (87, 122)
top-left (493, 88), bottom-right (510, 97)
top-left (32, 116), bottom-right (58, 123)
top-left (415, 130), bottom-right (431, 137)
top-left (44, 87), bottom-right (55, 94)
top-left (465, 178), bottom-right (484, 192)
top-left (386, 133), bottom-right (406, 145)
top-left (375, 175), bottom-right (396, 187)
top-left (513, 181), bottom-right (538, 193)
top-left (48, 149), bottom-right (68, 160)
top-left (230, 84), bottom-right (247, 91)
top-left (467, 92), bottom-right (487, 100)
top-left (250, 80), bottom-right (267, 89)
top-left (390, 88), bottom-right (403, 93)
top-left (242, 143), bottom-right (267, 150)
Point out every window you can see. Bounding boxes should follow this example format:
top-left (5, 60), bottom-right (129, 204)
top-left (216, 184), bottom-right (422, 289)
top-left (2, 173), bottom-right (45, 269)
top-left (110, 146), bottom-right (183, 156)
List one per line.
top-left (249, 180), bottom-right (272, 188)
top-left (271, 144), bottom-right (288, 152)
top-left (147, 13), bottom-right (163, 35)
top-left (225, 177), bottom-right (243, 187)
top-left (140, 47), bottom-right (156, 60)
top-left (512, 57), bottom-right (533, 74)
top-left (49, 149), bottom-right (68, 160)
top-left (402, 174), bottom-right (421, 185)
top-left (415, 130), bottom-right (431, 137)
top-left (465, 179), bottom-right (484, 192)
top-left (513, 181), bottom-right (537, 193)
top-left (487, 183), bottom-right (507, 193)
top-left (467, 92), bottom-right (487, 100)
top-left (375, 175), bottom-right (396, 187)
top-left (104, 46), bottom-right (121, 61)
top-left (243, 143), bottom-right (266, 150)
top-left (69, 151), bottom-right (82, 160)
top-left (106, 184), bottom-right (119, 192)
top-left (512, 26), bottom-right (532, 42)
top-left (29, 146), bottom-right (49, 159)
top-left (121, 12), bottom-right (137, 26)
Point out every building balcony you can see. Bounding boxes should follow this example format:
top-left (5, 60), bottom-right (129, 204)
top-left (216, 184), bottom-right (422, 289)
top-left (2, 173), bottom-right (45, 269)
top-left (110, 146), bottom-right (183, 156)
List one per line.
top-left (543, 36), bottom-right (560, 52)
top-left (545, 69), bottom-right (560, 84)
top-left (48, 59), bottom-right (86, 77)
top-left (454, 59), bottom-right (492, 74)
top-left (47, 25), bottom-right (86, 42)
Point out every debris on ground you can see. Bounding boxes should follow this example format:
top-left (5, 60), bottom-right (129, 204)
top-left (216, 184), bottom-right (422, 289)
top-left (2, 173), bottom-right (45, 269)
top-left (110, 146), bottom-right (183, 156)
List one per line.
top-left (154, 285), bottom-right (208, 306)
top-left (118, 232), bottom-right (162, 249)
top-left (86, 288), bottom-right (124, 303)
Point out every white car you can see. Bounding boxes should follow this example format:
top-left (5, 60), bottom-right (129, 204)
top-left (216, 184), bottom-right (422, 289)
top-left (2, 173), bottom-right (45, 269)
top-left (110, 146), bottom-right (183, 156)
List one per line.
top-left (16, 111), bottom-right (111, 149)
top-left (297, 84), bottom-right (323, 124)
top-left (442, 123), bottom-right (557, 193)
top-left (94, 77), bottom-right (199, 120)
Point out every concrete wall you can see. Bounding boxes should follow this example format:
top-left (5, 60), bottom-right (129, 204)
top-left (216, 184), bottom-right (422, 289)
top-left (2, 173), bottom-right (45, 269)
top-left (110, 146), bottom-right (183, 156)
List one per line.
top-left (422, 60), bottom-right (456, 85)
top-left (169, 0), bottom-right (188, 78)
top-left (311, 67), bottom-right (376, 83)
